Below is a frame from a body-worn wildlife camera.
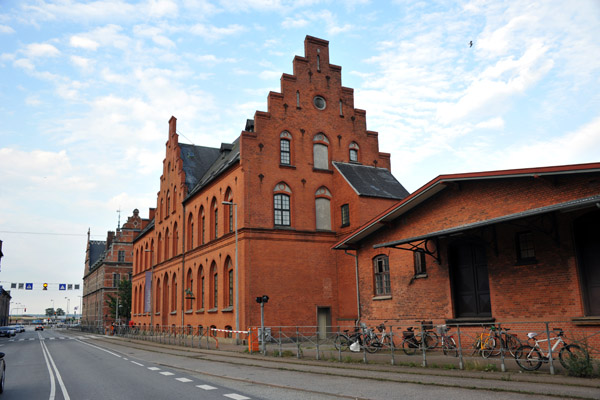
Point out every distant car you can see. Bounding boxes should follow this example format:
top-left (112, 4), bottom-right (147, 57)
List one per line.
top-left (0, 327), bottom-right (16, 337)
top-left (0, 352), bottom-right (5, 393)
top-left (35, 325), bottom-right (44, 331)
top-left (14, 324), bottom-right (25, 332)
top-left (8, 325), bottom-right (23, 333)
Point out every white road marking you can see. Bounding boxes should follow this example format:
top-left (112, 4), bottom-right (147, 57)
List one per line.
top-left (176, 377), bottom-right (193, 382)
top-left (196, 385), bottom-right (217, 390)
top-left (148, 367), bottom-right (160, 371)
top-left (19, 338), bottom-right (24, 341)
top-left (123, 358), bottom-right (128, 360)
top-left (159, 371), bottom-right (175, 376)
top-left (224, 394), bottom-right (251, 400)
top-left (49, 337), bottom-right (55, 340)
top-left (131, 361), bottom-right (144, 367)
top-left (40, 335), bottom-right (71, 400)
top-left (29, 338), bottom-right (35, 341)
top-left (74, 339), bottom-right (122, 358)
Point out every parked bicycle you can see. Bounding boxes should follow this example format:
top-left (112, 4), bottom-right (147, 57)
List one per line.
top-left (334, 323), bottom-right (378, 353)
top-left (515, 328), bottom-right (588, 371)
top-left (437, 324), bottom-right (458, 357)
top-left (361, 321), bottom-right (399, 352)
top-left (401, 322), bottom-right (438, 355)
top-left (473, 325), bottom-right (521, 358)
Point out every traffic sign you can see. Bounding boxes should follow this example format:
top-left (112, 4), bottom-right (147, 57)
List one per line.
top-left (25, 283), bottom-right (33, 290)
top-left (59, 284), bottom-right (66, 290)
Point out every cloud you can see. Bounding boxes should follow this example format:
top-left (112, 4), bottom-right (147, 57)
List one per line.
top-left (133, 25), bottom-right (176, 48)
top-left (70, 35), bottom-right (100, 50)
top-left (70, 55), bottom-right (94, 70)
top-left (23, 43), bottom-right (60, 58)
top-left (0, 25), bottom-right (15, 34)
top-left (189, 23), bottom-right (244, 40)
top-left (281, 17), bottom-right (309, 29)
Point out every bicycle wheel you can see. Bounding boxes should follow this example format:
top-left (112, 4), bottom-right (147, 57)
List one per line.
top-left (363, 335), bottom-right (380, 353)
top-left (382, 334), bottom-right (399, 350)
top-left (334, 334), bottom-right (350, 351)
top-left (480, 337), bottom-right (497, 358)
top-left (558, 344), bottom-right (589, 369)
top-left (424, 331), bottom-right (439, 349)
top-left (442, 336), bottom-right (458, 357)
top-left (515, 345), bottom-right (542, 371)
top-left (503, 333), bottom-right (521, 357)
top-left (402, 338), bottom-right (418, 355)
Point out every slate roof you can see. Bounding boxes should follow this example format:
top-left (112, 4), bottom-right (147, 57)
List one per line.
top-left (186, 138), bottom-right (240, 199)
top-left (333, 162), bottom-right (410, 200)
top-left (179, 143), bottom-right (221, 192)
top-left (89, 241), bottom-right (106, 267)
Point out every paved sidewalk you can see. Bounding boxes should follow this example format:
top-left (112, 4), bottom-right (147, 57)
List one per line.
top-left (77, 331), bottom-right (600, 399)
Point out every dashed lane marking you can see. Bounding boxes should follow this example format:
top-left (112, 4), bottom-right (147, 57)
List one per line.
top-left (196, 385), bottom-right (217, 390)
top-left (224, 394), bottom-right (251, 400)
top-left (131, 361), bottom-right (144, 367)
top-left (147, 367), bottom-right (160, 371)
top-left (175, 378), bottom-right (193, 383)
top-left (159, 371), bottom-right (175, 376)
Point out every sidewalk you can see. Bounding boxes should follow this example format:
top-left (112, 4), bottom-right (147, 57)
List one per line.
top-left (87, 331), bottom-right (600, 399)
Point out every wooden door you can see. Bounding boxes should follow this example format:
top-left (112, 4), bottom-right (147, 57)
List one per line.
top-left (450, 241), bottom-right (492, 318)
top-left (574, 210), bottom-right (600, 316)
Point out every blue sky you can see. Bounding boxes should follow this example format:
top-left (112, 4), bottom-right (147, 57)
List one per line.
top-left (1, 0), bottom-right (599, 314)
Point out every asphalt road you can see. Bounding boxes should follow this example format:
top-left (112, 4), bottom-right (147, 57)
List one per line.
top-left (0, 327), bottom-right (596, 399)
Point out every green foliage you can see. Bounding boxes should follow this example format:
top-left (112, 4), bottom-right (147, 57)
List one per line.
top-left (563, 347), bottom-right (597, 378)
top-left (45, 307), bottom-right (55, 317)
top-left (55, 308), bottom-right (65, 316)
top-left (106, 278), bottom-right (132, 321)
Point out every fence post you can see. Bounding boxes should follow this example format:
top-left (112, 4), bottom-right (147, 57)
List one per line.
top-left (545, 322), bottom-right (555, 375)
top-left (278, 327), bottom-right (282, 357)
top-left (316, 326), bottom-right (320, 361)
top-left (457, 325), bottom-right (464, 370)
top-left (296, 327), bottom-right (301, 359)
top-left (498, 323), bottom-right (506, 373)
top-left (337, 326), bottom-right (342, 362)
top-left (390, 328), bottom-right (395, 366)
top-left (420, 321), bottom-right (427, 368)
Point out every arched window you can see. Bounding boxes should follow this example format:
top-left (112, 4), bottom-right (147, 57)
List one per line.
top-left (349, 142), bottom-right (359, 162)
top-left (144, 244), bottom-right (149, 271)
top-left (133, 286), bottom-right (138, 314)
top-left (226, 258), bottom-right (234, 308)
top-left (164, 227), bottom-right (169, 260)
top-left (149, 239), bottom-right (154, 268)
top-left (160, 198), bottom-right (164, 220)
top-left (313, 133), bottom-right (329, 170)
top-left (172, 222), bottom-right (178, 257)
top-left (210, 262), bottom-right (218, 309)
top-left (280, 131), bottom-right (292, 165)
top-left (185, 268), bottom-right (193, 311)
top-left (373, 255), bottom-right (391, 295)
top-left (211, 198), bottom-right (218, 240)
top-left (155, 277), bottom-right (161, 314)
top-left (224, 189), bottom-right (234, 234)
top-left (172, 186), bottom-right (177, 213)
top-left (315, 187), bottom-right (332, 230)
top-left (166, 190), bottom-right (171, 215)
top-left (199, 206), bottom-right (205, 245)
top-left (171, 273), bottom-right (177, 313)
top-left (273, 182), bottom-right (292, 227)
top-left (187, 213), bottom-right (194, 251)
top-left (157, 233), bottom-right (162, 263)
top-left (197, 265), bottom-right (204, 310)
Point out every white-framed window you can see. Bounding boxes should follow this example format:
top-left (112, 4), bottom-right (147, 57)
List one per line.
top-left (273, 183), bottom-right (292, 226)
top-left (315, 187), bottom-right (332, 230)
top-left (349, 142), bottom-right (359, 162)
top-left (280, 131), bottom-right (292, 165)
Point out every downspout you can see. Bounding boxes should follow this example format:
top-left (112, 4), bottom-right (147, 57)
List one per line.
top-left (344, 250), bottom-right (361, 323)
top-left (181, 202), bottom-right (186, 328)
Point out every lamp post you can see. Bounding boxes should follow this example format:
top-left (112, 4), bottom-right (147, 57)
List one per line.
top-left (256, 295), bottom-right (269, 354)
top-left (222, 201), bottom-right (239, 342)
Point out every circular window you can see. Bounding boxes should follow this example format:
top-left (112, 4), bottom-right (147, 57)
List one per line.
top-left (313, 96), bottom-right (326, 110)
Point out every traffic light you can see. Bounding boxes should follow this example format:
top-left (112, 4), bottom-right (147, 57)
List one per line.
top-left (255, 295), bottom-right (269, 304)
top-left (43, 283), bottom-right (48, 290)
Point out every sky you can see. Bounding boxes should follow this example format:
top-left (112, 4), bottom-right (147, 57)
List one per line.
top-left (0, 0), bottom-right (599, 315)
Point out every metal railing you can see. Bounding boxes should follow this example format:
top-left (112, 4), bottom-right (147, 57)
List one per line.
top-left (71, 319), bottom-right (599, 376)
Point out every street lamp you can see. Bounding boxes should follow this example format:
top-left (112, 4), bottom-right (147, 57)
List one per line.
top-left (222, 201), bottom-right (239, 342)
top-left (65, 297), bottom-right (70, 315)
top-left (256, 295), bottom-right (269, 354)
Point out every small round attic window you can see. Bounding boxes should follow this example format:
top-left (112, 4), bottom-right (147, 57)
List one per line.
top-left (313, 96), bottom-right (326, 110)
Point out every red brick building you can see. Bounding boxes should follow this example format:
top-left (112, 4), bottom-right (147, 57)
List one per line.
top-left (334, 163), bottom-right (600, 334)
top-left (83, 209), bottom-right (149, 330)
top-left (131, 36), bottom-right (408, 335)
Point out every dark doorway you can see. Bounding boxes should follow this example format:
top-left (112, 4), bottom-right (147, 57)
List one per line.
top-left (574, 210), bottom-right (600, 316)
top-left (449, 240), bottom-right (492, 318)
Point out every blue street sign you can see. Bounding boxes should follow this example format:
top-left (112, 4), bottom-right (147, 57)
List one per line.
top-left (25, 283), bottom-right (33, 290)
top-left (59, 284), bottom-right (66, 291)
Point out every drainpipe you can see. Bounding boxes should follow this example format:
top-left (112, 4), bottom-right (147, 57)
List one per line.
top-left (181, 203), bottom-right (186, 328)
top-left (344, 250), bottom-right (361, 323)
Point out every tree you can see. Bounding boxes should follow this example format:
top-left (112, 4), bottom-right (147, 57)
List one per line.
top-left (106, 278), bottom-right (131, 322)
top-left (55, 308), bottom-right (65, 316)
top-left (45, 307), bottom-right (55, 317)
